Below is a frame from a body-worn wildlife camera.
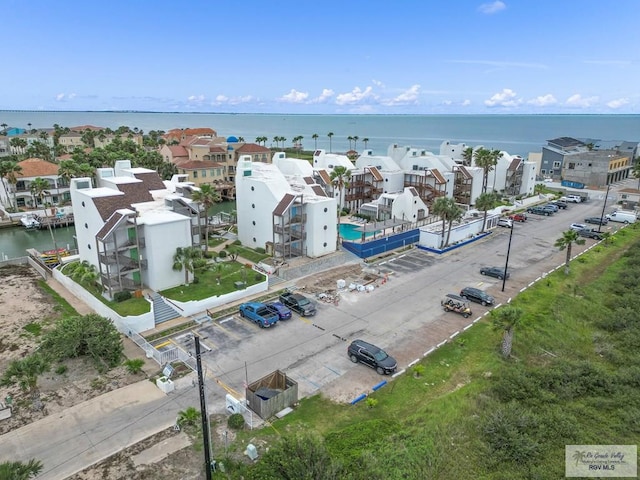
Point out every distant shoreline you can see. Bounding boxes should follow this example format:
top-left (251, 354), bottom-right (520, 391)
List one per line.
top-left (0, 110), bottom-right (636, 117)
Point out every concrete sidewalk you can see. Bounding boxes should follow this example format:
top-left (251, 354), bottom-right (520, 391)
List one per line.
top-left (0, 379), bottom-right (199, 480)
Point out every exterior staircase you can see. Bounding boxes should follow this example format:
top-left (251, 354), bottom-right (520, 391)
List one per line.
top-left (151, 293), bottom-right (182, 325)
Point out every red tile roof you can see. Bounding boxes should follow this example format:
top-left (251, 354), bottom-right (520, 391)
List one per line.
top-left (236, 143), bottom-right (270, 153)
top-left (16, 158), bottom-right (59, 178)
top-left (70, 125), bottom-right (104, 132)
top-left (167, 145), bottom-right (188, 156)
top-left (164, 128), bottom-right (217, 138)
top-left (175, 160), bottom-right (225, 170)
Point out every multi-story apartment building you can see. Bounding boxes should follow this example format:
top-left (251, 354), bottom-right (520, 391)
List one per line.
top-left (70, 161), bottom-right (202, 298)
top-left (236, 155), bottom-right (337, 259)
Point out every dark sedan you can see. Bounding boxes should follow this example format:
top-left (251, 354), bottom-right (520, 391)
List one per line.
top-left (480, 266), bottom-right (510, 280)
top-left (585, 216), bottom-right (608, 225)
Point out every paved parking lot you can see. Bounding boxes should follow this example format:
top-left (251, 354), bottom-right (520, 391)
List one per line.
top-left (159, 192), bottom-right (625, 411)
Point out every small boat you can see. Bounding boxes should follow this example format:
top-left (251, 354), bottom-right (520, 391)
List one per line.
top-left (20, 214), bottom-right (40, 229)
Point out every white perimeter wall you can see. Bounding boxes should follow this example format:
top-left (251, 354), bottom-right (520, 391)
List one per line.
top-left (304, 199), bottom-right (337, 257)
top-left (144, 218), bottom-right (191, 291)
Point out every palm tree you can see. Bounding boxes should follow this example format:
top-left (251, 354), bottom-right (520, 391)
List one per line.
top-left (9, 137), bottom-right (27, 157)
top-left (491, 306), bottom-right (523, 358)
top-left (312, 133), bottom-right (319, 150)
top-left (30, 177), bottom-right (51, 214)
top-left (444, 202), bottom-right (464, 247)
top-left (177, 406), bottom-right (201, 428)
top-left (0, 160), bottom-right (22, 210)
top-left (237, 136), bottom-right (245, 143)
top-left (191, 184), bottom-right (221, 242)
top-left (0, 122), bottom-right (7, 134)
top-left (2, 160), bottom-right (22, 210)
top-left (461, 146), bottom-right (474, 166)
top-left (554, 229), bottom-right (586, 275)
top-left (330, 166), bottom-right (351, 248)
top-left (1, 353), bottom-right (50, 407)
top-left (490, 149), bottom-right (503, 190)
top-left (363, 137), bottom-right (369, 149)
top-left (533, 183), bottom-right (546, 196)
top-left (67, 260), bottom-right (99, 291)
top-left (353, 135), bottom-right (359, 151)
top-left (0, 459), bottom-right (44, 479)
top-left (475, 192), bottom-right (498, 232)
top-left (473, 147), bottom-right (497, 193)
top-left (172, 246), bottom-right (204, 284)
top-left (431, 197), bottom-right (452, 249)
top-left (347, 136), bottom-right (354, 150)
top-left (327, 132), bottom-right (334, 153)
top-left (27, 122), bottom-right (32, 132)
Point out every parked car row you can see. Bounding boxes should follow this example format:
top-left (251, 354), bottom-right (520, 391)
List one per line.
top-left (238, 291), bottom-right (318, 328)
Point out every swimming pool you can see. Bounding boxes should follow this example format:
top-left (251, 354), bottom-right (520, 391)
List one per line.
top-left (339, 223), bottom-right (380, 241)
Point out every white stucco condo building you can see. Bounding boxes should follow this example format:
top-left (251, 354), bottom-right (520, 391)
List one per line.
top-left (70, 160), bottom-right (200, 298)
top-left (236, 156), bottom-right (337, 259)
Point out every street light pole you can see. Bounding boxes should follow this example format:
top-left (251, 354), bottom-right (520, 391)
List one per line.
top-left (502, 223), bottom-right (514, 292)
top-left (598, 184), bottom-right (611, 233)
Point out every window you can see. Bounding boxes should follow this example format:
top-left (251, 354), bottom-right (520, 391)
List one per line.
top-left (193, 171), bottom-right (198, 178)
top-left (553, 161), bottom-right (561, 168)
top-left (541, 170), bottom-right (546, 175)
top-left (201, 170), bottom-right (206, 178)
top-left (568, 163), bottom-right (575, 170)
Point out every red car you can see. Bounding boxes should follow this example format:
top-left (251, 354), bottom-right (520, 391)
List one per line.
top-left (509, 213), bottom-right (527, 222)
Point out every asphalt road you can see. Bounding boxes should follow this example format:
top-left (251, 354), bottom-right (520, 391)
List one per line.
top-left (178, 187), bottom-right (621, 409)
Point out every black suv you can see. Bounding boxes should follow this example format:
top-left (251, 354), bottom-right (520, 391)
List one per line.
top-left (460, 287), bottom-right (495, 306)
top-left (347, 340), bottom-right (397, 375)
top-left (577, 228), bottom-right (603, 240)
top-left (480, 266), bottom-right (510, 280)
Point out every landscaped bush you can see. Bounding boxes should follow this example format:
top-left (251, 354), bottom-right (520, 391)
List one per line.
top-left (218, 250), bottom-right (227, 258)
top-left (113, 291), bottom-right (132, 302)
top-left (255, 247), bottom-right (266, 254)
top-left (227, 413), bottom-right (245, 430)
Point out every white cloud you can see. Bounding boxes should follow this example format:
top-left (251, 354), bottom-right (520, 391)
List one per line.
top-left (187, 94), bottom-right (206, 103)
top-left (335, 86), bottom-right (376, 105)
top-left (606, 98), bottom-right (629, 109)
top-left (461, 99), bottom-right (472, 106)
top-left (279, 89), bottom-right (309, 103)
top-left (564, 94), bottom-right (599, 108)
top-left (528, 94), bottom-right (558, 107)
top-left (372, 79), bottom-right (385, 88)
top-left (382, 85), bottom-right (421, 106)
top-left (484, 88), bottom-right (521, 107)
top-left (212, 95), bottom-right (255, 105)
top-left (478, 1), bottom-right (506, 14)
top-left (55, 93), bottom-right (76, 102)
top-left (310, 89), bottom-right (335, 104)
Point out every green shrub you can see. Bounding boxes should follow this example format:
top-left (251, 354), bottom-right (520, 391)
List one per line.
top-left (114, 291), bottom-right (132, 302)
top-left (124, 358), bottom-right (145, 374)
top-left (55, 364), bottom-right (68, 375)
top-left (255, 247), bottom-right (266, 254)
top-left (233, 240), bottom-right (242, 246)
top-left (228, 413), bottom-right (245, 430)
top-left (218, 250), bottom-right (227, 258)
top-left (192, 276), bottom-right (200, 284)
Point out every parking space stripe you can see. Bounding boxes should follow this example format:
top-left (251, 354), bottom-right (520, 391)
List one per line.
top-left (213, 320), bottom-right (243, 340)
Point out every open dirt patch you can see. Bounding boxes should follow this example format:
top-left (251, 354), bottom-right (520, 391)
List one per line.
top-left (0, 265), bottom-right (151, 436)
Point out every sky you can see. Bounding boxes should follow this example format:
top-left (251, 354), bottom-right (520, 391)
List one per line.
top-left (1, 0), bottom-right (639, 114)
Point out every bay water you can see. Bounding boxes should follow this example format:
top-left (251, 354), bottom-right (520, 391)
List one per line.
top-left (1, 111), bottom-right (638, 259)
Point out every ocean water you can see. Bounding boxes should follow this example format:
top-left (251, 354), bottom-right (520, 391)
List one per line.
top-left (1, 111), bottom-right (638, 158)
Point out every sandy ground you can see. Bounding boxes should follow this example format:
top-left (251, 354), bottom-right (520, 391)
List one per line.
top-left (0, 265), bottom-right (154, 436)
top-left (0, 263), bottom-right (373, 478)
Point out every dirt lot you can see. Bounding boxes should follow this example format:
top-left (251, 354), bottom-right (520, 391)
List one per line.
top-left (0, 262), bottom-right (381, 478)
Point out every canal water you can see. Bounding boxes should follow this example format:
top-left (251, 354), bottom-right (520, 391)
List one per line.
top-left (0, 201), bottom-right (236, 260)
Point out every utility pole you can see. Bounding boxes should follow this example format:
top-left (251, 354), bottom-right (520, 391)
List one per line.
top-left (195, 336), bottom-right (213, 480)
top-left (502, 223), bottom-right (514, 292)
top-left (598, 184), bottom-right (611, 233)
